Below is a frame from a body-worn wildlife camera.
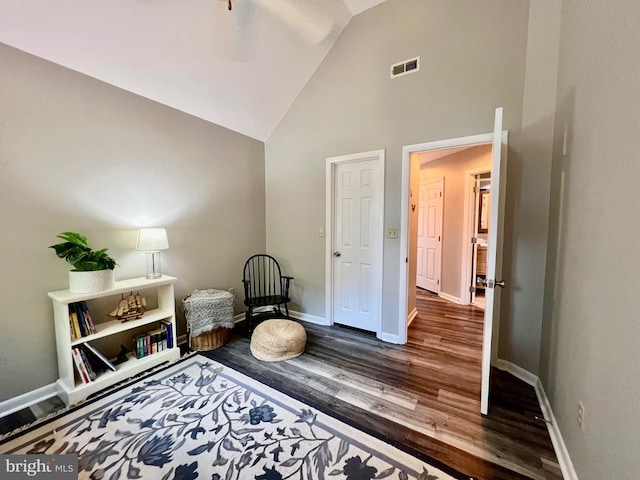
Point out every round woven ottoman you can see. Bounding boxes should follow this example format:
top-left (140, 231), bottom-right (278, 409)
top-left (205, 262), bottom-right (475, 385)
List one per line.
top-left (250, 319), bottom-right (306, 362)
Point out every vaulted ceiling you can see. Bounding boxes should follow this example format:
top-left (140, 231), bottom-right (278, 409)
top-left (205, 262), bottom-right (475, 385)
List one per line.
top-left (0, 0), bottom-right (388, 141)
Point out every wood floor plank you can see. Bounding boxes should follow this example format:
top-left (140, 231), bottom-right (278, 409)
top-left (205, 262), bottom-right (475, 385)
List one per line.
top-left (203, 289), bottom-right (560, 480)
top-left (437, 388), bottom-right (481, 413)
top-left (286, 355), bottom-right (420, 410)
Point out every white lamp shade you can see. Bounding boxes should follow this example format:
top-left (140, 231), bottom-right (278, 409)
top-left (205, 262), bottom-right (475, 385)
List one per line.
top-left (136, 228), bottom-right (169, 251)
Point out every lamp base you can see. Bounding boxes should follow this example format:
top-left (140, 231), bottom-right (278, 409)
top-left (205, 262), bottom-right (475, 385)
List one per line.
top-left (145, 251), bottom-right (163, 280)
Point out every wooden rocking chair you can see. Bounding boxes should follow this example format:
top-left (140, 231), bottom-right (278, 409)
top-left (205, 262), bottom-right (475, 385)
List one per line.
top-left (242, 254), bottom-right (293, 332)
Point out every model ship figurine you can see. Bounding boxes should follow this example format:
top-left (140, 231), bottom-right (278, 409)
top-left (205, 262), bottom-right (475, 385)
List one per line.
top-left (109, 292), bottom-right (146, 322)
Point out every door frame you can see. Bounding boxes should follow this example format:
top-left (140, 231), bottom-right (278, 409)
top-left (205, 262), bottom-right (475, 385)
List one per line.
top-left (325, 149), bottom-right (385, 334)
top-left (460, 166), bottom-right (492, 305)
top-left (399, 132), bottom-right (506, 344)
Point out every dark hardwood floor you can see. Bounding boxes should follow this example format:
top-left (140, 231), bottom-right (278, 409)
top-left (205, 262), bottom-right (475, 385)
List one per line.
top-left (204, 290), bottom-right (562, 480)
top-left (0, 290), bottom-right (560, 479)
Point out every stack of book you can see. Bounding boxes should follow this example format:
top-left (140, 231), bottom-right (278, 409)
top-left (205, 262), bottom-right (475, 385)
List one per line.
top-left (71, 343), bottom-right (117, 384)
top-left (69, 301), bottom-right (98, 340)
top-left (133, 321), bottom-right (173, 359)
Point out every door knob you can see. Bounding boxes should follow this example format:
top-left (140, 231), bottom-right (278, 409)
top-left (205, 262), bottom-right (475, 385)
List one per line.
top-left (334, 251), bottom-right (341, 257)
top-left (487, 279), bottom-right (506, 288)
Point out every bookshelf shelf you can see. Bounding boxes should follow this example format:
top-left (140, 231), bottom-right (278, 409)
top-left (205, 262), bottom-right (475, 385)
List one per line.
top-left (68, 308), bottom-right (172, 347)
top-left (49, 275), bottom-right (180, 406)
top-left (60, 349), bottom-right (178, 402)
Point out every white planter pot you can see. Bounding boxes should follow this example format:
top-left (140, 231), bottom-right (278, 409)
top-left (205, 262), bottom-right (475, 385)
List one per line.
top-left (69, 270), bottom-right (115, 294)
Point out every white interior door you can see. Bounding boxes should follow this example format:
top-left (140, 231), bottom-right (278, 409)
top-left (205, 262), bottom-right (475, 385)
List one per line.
top-left (331, 154), bottom-right (383, 332)
top-left (416, 177), bottom-right (443, 293)
top-left (480, 107), bottom-right (507, 415)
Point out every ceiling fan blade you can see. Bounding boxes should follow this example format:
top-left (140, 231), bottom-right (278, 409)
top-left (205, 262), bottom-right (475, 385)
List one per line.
top-left (215, 0), bottom-right (259, 61)
top-left (252, 0), bottom-right (334, 44)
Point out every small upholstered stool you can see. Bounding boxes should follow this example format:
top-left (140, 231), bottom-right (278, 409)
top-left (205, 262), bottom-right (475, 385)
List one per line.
top-left (250, 319), bottom-right (306, 362)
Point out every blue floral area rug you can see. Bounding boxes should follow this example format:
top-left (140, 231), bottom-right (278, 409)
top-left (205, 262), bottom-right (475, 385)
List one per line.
top-left (1, 355), bottom-right (460, 480)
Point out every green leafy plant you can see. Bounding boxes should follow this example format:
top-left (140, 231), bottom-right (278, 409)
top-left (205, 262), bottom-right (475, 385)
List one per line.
top-left (50, 232), bottom-right (117, 271)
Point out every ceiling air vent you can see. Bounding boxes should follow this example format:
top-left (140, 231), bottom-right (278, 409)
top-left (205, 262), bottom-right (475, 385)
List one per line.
top-left (390, 56), bottom-right (420, 79)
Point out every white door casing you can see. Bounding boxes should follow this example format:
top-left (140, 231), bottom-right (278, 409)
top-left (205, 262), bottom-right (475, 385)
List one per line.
top-left (416, 177), bottom-right (443, 293)
top-left (326, 150), bottom-right (384, 334)
top-left (399, 108), bottom-right (508, 415)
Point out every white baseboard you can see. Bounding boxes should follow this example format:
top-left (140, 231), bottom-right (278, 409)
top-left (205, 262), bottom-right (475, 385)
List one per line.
top-left (495, 358), bottom-right (538, 386)
top-left (238, 308), bottom-right (402, 341)
top-left (0, 383), bottom-right (58, 419)
top-left (535, 379), bottom-right (579, 480)
top-left (289, 311), bottom-right (330, 326)
top-left (439, 292), bottom-right (461, 304)
top-left (496, 358), bottom-right (577, 480)
top-left (407, 307), bottom-right (418, 326)
top-left (377, 331), bottom-right (402, 344)
top-left (235, 310), bottom-right (329, 326)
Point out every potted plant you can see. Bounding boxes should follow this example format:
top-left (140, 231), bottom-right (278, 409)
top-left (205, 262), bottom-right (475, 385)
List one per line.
top-left (50, 232), bottom-right (117, 293)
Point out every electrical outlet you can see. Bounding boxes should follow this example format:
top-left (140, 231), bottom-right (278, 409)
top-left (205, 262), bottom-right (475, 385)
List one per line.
top-left (577, 401), bottom-right (585, 431)
top-left (228, 287), bottom-right (234, 296)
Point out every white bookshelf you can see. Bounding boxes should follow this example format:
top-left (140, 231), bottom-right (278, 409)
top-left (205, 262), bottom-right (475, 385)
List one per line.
top-left (48, 275), bottom-right (180, 406)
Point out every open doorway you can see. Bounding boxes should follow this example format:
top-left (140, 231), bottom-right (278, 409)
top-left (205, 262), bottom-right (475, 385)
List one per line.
top-left (406, 140), bottom-right (494, 414)
top-left (470, 172), bottom-right (491, 310)
top-left (411, 144), bottom-right (493, 307)
top-left (399, 109), bottom-right (508, 414)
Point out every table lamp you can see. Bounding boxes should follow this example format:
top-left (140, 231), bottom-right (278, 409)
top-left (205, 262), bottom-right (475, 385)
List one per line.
top-left (136, 228), bottom-right (169, 279)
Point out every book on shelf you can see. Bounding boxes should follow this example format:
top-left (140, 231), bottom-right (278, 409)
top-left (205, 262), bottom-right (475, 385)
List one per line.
top-left (82, 343), bottom-right (117, 372)
top-left (74, 303), bottom-right (89, 338)
top-left (69, 304), bottom-right (82, 340)
top-left (133, 326), bottom-right (169, 359)
top-left (133, 334), bottom-right (142, 359)
top-left (78, 301), bottom-right (97, 335)
top-left (79, 348), bottom-right (97, 381)
top-left (133, 334), bottom-right (146, 359)
top-left (69, 301), bottom-right (98, 340)
top-left (69, 316), bottom-right (77, 341)
top-left (71, 347), bottom-right (92, 384)
top-left (149, 328), bottom-right (167, 353)
top-left (159, 320), bottom-right (174, 349)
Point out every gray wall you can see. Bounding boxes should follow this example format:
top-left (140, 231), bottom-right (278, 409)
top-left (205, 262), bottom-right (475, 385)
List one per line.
top-left (502, 0), bottom-right (561, 375)
top-left (266, 0), bottom-right (536, 358)
top-left (0, 43), bottom-right (266, 402)
top-left (540, 1), bottom-right (640, 478)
